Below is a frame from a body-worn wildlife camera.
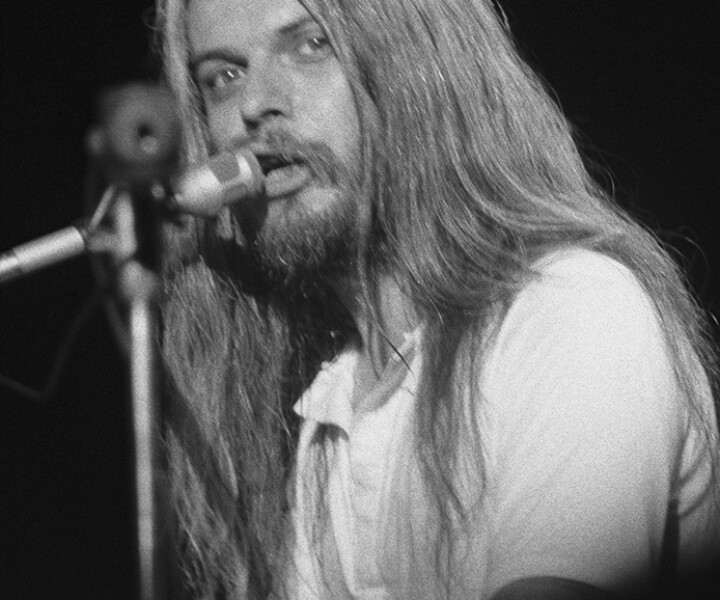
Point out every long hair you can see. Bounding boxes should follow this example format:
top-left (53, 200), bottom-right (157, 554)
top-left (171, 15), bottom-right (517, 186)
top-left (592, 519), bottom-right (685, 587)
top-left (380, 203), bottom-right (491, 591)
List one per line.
top-left (155, 0), bottom-right (719, 598)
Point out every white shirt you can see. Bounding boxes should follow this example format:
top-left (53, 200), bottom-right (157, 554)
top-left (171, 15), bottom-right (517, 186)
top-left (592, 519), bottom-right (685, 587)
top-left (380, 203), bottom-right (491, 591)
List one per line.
top-left (284, 249), bottom-right (720, 599)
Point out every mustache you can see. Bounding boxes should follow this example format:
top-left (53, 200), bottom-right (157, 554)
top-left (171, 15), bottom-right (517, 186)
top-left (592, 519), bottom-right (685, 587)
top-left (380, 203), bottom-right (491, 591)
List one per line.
top-left (227, 129), bottom-right (356, 188)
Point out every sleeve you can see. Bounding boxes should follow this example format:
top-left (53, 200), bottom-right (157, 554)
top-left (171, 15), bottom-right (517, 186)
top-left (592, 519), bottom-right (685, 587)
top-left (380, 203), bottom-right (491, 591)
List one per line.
top-left (478, 251), bottom-right (688, 598)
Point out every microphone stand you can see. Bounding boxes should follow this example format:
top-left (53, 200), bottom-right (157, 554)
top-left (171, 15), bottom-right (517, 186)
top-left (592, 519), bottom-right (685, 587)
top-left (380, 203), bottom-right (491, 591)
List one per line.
top-left (0, 82), bottom-right (180, 599)
top-left (92, 83), bottom-right (179, 600)
top-left (107, 187), bottom-right (165, 600)
top-left (0, 176), bottom-right (172, 600)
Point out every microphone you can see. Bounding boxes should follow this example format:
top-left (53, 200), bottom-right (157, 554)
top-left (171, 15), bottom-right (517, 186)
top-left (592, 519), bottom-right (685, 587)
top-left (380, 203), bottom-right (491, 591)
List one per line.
top-left (91, 81), bottom-right (264, 217)
top-left (169, 147), bottom-right (264, 217)
top-left (0, 226), bottom-right (87, 285)
top-left (0, 149), bottom-right (264, 285)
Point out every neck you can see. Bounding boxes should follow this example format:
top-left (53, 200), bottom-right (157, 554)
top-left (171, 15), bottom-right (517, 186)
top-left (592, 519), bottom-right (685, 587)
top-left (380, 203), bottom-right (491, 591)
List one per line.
top-left (333, 272), bottom-right (416, 373)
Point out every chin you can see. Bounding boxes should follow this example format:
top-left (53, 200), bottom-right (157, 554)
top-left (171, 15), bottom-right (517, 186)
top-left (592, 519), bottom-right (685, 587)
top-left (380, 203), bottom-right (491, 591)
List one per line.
top-left (253, 202), bottom-right (357, 287)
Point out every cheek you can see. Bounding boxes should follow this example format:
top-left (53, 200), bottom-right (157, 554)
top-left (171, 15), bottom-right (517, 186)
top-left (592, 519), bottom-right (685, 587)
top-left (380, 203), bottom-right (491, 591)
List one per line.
top-left (309, 84), bottom-right (361, 160)
top-left (207, 102), bottom-right (245, 149)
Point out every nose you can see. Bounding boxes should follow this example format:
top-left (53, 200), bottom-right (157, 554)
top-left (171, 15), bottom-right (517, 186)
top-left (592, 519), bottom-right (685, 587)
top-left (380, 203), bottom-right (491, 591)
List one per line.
top-left (207, 59), bottom-right (293, 149)
top-left (238, 61), bottom-right (292, 132)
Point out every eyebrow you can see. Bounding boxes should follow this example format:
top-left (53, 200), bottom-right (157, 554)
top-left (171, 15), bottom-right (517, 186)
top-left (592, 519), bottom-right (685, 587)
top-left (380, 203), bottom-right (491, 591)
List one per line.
top-left (188, 14), bottom-right (320, 73)
top-left (277, 14), bottom-right (317, 37)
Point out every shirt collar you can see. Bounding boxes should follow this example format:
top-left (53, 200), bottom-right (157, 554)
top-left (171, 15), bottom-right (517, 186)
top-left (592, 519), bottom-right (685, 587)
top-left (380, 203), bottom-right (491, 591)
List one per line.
top-left (293, 326), bottom-right (422, 434)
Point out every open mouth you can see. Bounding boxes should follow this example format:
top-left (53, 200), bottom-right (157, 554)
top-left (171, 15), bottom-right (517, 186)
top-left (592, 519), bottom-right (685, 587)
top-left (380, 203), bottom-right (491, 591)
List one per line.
top-left (256, 153), bottom-right (302, 176)
top-left (255, 153), bottom-right (312, 198)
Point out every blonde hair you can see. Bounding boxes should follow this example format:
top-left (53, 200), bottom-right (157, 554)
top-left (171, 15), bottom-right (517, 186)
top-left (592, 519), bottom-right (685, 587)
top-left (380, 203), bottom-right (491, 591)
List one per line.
top-left (155, 0), bottom-right (719, 597)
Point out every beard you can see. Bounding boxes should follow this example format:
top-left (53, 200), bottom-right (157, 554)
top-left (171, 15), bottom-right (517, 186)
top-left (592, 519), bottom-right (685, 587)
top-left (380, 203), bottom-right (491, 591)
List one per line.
top-left (200, 129), bottom-right (364, 295)
top-left (243, 193), bottom-right (357, 289)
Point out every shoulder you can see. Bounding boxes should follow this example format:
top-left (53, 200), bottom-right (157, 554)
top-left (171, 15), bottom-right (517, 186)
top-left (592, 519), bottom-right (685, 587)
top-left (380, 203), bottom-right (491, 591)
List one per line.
top-left (479, 247), bottom-right (684, 461)
top-left (484, 247), bottom-right (667, 384)
top-left (475, 249), bottom-right (691, 595)
top-left (470, 248), bottom-right (720, 598)
top-left (508, 247), bottom-right (656, 337)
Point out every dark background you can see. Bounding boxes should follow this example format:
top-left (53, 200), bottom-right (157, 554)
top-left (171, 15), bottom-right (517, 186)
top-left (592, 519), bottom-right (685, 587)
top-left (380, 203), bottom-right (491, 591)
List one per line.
top-left (1, 2), bottom-right (718, 599)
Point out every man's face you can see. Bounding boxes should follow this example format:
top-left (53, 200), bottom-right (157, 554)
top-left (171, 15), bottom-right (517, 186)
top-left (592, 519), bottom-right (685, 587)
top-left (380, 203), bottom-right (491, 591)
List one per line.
top-left (187, 0), bottom-right (362, 282)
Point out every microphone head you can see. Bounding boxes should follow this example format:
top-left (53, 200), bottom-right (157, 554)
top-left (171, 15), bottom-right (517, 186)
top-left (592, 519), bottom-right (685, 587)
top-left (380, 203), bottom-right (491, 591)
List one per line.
top-left (171, 148), bottom-right (264, 216)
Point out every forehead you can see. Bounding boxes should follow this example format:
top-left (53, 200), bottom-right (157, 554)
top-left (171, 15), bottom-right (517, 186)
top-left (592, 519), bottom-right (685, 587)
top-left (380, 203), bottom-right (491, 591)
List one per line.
top-left (187, 0), bottom-right (316, 53)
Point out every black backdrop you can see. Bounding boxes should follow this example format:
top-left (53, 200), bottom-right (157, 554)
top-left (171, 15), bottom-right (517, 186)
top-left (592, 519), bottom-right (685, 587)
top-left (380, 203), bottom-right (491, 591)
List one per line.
top-left (1, 2), bottom-right (718, 599)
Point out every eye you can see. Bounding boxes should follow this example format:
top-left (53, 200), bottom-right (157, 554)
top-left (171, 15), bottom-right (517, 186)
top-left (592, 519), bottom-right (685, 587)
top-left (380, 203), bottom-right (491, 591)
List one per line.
top-left (195, 64), bottom-right (246, 104)
top-left (204, 67), bottom-right (244, 92)
top-left (296, 33), bottom-right (333, 61)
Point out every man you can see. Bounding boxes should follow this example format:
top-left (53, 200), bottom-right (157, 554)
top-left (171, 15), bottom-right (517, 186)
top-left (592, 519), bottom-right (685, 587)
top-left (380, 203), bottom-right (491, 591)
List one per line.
top-left (156, 0), bottom-right (720, 598)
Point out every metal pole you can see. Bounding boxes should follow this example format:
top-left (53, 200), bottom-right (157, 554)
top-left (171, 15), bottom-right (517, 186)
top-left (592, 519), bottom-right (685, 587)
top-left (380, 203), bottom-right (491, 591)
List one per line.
top-left (113, 191), bottom-right (165, 600)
